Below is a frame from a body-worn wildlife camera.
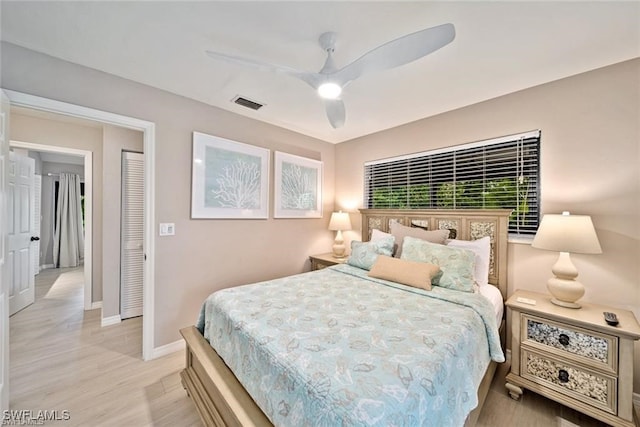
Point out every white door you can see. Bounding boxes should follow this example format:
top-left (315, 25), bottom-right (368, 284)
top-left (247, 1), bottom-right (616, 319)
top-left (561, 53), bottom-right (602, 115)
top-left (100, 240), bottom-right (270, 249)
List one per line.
top-left (1, 89), bottom-right (11, 411)
top-left (32, 174), bottom-right (41, 276)
top-left (120, 152), bottom-right (144, 319)
top-left (8, 151), bottom-right (35, 316)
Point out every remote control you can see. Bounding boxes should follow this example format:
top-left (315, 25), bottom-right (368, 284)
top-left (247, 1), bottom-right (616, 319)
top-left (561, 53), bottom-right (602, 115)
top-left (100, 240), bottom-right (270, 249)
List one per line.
top-left (603, 311), bottom-right (619, 326)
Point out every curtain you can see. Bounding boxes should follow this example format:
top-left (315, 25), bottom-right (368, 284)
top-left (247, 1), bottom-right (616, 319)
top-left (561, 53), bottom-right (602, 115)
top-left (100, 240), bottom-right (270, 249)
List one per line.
top-left (53, 173), bottom-right (84, 268)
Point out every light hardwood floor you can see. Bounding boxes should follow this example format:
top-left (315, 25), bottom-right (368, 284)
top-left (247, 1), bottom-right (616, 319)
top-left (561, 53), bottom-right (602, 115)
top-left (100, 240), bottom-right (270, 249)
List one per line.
top-left (477, 362), bottom-right (612, 427)
top-left (9, 267), bottom-right (201, 426)
top-left (10, 267), bottom-right (628, 426)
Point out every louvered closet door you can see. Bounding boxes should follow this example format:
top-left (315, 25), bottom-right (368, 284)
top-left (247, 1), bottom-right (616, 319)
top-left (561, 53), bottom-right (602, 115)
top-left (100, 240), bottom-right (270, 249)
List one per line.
top-left (120, 151), bottom-right (144, 319)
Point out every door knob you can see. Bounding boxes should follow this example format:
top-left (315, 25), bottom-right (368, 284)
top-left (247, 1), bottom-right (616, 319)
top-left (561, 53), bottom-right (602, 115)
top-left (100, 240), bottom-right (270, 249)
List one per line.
top-left (30, 236), bottom-right (40, 241)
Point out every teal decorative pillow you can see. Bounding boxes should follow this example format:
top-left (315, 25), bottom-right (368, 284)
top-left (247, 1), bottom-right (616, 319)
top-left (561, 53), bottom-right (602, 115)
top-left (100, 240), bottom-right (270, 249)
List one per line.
top-left (400, 236), bottom-right (476, 292)
top-left (347, 236), bottom-right (394, 270)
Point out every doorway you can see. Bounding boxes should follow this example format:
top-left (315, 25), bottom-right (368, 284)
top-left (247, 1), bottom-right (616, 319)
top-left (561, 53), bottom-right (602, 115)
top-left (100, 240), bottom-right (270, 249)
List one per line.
top-left (4, 90), bottom-right (157, 360)
top-left (10, 141), bottom-right (93, 310)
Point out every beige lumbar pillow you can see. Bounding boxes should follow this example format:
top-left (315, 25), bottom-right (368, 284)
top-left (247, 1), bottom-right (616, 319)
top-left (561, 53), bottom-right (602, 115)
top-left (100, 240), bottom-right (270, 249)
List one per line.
top-left (368, 255), bottom-right (441, 291)
top-left (389, 222), bottom-right (450, 258)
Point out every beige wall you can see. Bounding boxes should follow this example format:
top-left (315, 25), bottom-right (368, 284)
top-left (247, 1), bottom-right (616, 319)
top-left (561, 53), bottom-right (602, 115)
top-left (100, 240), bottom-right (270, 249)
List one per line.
top-left (4, 42), bottom-right (638, 392)
top-left (102, 125), bottom-right (144, 318)
top-left (10, 113), bottom-right (104, 301)
top-left (0, 42), bottom-right (336, 348)
top-left (336, 58), bottom-right (640, 392)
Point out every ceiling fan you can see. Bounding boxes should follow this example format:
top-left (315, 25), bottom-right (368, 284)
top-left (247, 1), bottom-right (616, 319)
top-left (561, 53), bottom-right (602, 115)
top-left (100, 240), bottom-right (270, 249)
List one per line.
top-left (206, 23), bottom-right (455, 129)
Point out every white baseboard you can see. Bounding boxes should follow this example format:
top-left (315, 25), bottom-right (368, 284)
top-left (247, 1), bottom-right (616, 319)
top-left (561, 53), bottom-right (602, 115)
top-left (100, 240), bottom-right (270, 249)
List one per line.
top-left (41, 264), bottom-right (55, 270)
top-left (151, 339), bottom-right (185, 360)
top-left (101, 314), bottom-right (121, 327)
top-left (90, 301), bottom-right (102, 310)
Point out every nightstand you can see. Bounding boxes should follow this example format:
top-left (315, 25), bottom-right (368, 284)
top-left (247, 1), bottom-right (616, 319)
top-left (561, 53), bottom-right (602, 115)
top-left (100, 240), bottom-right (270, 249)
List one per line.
top-left (309, 252), bottom-right (347, 271)
top-left (505, 290), bottom-right (640, 427)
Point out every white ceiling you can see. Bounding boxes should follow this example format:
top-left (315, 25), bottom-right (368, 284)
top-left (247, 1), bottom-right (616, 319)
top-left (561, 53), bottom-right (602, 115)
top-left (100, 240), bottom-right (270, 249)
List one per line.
top-left (1, 1), bottom-right (638, 144)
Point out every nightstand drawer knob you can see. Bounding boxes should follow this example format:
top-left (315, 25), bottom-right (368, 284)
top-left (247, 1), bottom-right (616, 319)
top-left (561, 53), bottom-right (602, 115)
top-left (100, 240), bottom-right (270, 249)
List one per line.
top-left (558, 369), bottom-right (570, 383)
top-left (558, 333), bottom-right (570, 346)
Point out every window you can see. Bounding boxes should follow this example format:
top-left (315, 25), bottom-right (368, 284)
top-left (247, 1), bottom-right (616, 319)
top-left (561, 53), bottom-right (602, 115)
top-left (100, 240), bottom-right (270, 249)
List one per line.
top-left (364, 130), bottom-right (540, 235)
top-left (54, 180), bottom-right (85, 228)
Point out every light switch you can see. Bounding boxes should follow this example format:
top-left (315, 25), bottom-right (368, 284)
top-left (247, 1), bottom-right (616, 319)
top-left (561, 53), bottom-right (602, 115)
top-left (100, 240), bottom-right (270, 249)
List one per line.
top-left (159, 223), bottom-right (175, 236)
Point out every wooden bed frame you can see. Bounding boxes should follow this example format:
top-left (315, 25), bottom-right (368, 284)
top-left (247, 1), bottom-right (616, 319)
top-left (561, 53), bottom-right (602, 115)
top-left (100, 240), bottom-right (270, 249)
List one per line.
top-left (181, 209), bottom-right (512, 427)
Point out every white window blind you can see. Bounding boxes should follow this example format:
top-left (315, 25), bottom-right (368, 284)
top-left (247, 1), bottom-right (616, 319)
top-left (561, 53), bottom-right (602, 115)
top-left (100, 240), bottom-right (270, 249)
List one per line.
top-left (364, 130), bottom-right (541, 235)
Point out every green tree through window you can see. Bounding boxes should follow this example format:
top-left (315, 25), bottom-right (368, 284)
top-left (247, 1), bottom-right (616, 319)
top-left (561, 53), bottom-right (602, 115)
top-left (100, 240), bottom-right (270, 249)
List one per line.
top-left (365, 132), bottom-right (540, 235)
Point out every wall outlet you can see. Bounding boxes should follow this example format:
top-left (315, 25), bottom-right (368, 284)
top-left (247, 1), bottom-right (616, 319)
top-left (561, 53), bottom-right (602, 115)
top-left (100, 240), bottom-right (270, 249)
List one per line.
top-left (159, 223), bottom-right (175, 236)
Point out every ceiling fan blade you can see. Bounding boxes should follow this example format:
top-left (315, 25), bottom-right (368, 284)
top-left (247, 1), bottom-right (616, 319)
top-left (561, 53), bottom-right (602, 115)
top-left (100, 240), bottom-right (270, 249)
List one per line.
top-left (206, 50), bottom-right (321, 89)
top-left (324, 99), bottom-right (345, 129)
top-left (333, 23), bottom-right (455, 86)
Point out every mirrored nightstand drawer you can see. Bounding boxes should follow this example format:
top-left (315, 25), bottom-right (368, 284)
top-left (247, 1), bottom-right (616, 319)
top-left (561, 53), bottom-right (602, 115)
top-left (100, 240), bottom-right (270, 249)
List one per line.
top-left (522, 314), bottom-right (617, 374)
top-left (521, 348), bottom-right (616, 415)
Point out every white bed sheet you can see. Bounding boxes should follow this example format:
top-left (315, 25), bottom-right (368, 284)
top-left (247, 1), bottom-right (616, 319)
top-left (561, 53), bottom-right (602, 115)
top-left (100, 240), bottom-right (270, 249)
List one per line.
top-left (479, 284), bottom-right (504, 324)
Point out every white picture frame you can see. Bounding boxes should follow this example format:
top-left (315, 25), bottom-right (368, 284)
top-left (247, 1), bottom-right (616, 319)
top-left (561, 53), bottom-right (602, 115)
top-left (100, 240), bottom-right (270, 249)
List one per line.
top-left (191, 132), bottom-right (269, 219)
top-left (274, 151), bottom-right (322, 218)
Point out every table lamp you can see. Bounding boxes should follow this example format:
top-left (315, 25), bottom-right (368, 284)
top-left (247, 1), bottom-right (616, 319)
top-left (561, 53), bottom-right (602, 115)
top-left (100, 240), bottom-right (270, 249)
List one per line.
top-left (531, 211), bottom-right (602, 309)
top-left (328, 211), bottom-right (351, 258)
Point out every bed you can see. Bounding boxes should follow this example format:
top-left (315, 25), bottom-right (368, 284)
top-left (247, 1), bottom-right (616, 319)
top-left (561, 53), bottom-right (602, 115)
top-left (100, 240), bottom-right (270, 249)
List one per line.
top-left (181, 208), bottom-right (511, 427)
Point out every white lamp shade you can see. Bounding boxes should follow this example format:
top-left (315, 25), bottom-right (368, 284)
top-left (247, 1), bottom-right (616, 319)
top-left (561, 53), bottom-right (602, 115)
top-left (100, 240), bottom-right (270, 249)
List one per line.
top-left (328, 212), bottom-right (351, 231)
top-left (532, 213), bottom-right (602, 254)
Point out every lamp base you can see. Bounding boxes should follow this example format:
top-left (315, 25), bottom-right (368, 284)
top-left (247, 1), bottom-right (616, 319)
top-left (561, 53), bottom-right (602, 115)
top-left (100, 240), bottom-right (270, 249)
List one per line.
top-left (550, 298), bottom-right (581, 309)
top-left (332, 242), bottom-right (346, 258)
top-left (332, 230), bottom-right (346, 258)
top-left (547, 276), bottom-right (584, 310)
top-left (546, 252), bottom-right (584, 310)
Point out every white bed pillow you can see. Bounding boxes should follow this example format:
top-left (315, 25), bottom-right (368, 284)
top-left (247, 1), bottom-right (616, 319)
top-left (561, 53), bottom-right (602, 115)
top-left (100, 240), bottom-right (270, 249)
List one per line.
top-left (370, 228), bottom-right (394, 242)
top-left (447, 236), bottom-right (491, 286)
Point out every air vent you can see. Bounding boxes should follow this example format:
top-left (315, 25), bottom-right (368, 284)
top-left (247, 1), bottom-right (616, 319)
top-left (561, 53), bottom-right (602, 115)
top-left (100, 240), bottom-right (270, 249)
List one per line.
top-left (232, 96), bottom-right (264, 111)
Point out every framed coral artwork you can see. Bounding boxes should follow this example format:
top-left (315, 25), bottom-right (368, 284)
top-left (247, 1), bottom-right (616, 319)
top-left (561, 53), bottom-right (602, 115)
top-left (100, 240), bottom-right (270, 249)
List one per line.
top-left (274, 151), bottom-right (322, 218)
top-left (191, 132), bottom-right (269, 219)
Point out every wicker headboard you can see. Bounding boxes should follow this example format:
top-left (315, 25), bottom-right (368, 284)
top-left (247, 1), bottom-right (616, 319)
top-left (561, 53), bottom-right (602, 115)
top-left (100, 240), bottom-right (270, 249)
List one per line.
top-left (360, 209), bottom-right (510, 299)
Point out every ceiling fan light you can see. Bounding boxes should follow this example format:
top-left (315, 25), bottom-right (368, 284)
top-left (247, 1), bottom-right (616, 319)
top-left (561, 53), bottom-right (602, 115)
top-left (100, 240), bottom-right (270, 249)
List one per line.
top-left (318, 82), bottom-right (342, 99)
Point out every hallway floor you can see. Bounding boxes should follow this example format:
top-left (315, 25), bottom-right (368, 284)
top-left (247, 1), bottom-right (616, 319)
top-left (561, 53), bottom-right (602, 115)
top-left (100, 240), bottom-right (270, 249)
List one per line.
top-left (9, 267), bottom-right (201, 426)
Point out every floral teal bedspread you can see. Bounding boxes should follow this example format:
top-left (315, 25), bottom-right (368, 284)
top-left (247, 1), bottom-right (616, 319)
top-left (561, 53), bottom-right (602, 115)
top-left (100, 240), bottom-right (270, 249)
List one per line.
top-left (197, 264), bottom-right (504, 427)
